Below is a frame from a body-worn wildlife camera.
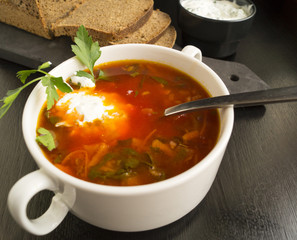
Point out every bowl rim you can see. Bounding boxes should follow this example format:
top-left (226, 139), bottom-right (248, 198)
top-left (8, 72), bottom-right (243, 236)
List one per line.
top-left (22, 44), bottom-right (234, 196)
top-left (178, 0), bottom-right (257, 23)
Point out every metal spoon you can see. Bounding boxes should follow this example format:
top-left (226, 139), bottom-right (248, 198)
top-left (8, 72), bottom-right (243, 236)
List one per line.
top-left (164, 85), bottom-right (297, 116)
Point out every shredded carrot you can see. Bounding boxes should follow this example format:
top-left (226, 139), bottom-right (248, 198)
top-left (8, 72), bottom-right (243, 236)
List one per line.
top-left (182, 130), bottom-right (200, 142)
top-left (141, 91), bottom-right (150, 96)
top-left (199, 116), bottom-right (207, 135)
top-left (131, 129), bottom-right (156, 151)
top-left (152, 139), bottom-right (174, 157)
top-left (99, 159), bottom-right (117, 172)
top-left (61, 150), bottom-right (89, 178)
top-left (87, 143), bottom-right (110, 168)
top-left (122, 175), bottom-right (142, 186)
top-left (143, 129), bottom-right (157, 147)
top-left (131, 138), bottom-right (143, 151)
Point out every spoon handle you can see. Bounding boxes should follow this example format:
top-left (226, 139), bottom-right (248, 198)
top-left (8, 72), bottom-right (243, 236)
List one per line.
top-left (164, 85), bottom-right (297, 116)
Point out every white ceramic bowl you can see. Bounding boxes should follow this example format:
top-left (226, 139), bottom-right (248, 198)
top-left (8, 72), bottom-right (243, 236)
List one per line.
top-left (8, 44), bottom-right (234, 235)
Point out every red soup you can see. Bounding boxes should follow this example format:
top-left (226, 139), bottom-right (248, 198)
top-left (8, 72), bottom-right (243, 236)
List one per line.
top-left (37, 60), bottom-right (220, 186)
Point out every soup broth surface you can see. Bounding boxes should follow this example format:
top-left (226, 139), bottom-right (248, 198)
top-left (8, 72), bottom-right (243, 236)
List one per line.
top-left (37, 60), bottom-right (220, 186)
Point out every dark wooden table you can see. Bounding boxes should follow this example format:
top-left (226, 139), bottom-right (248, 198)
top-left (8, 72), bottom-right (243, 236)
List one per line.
top-left (1, 1), bottom-right (297, 239)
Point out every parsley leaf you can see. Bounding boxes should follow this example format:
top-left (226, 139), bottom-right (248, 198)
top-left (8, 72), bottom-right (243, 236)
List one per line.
top-left (16, 70), bottom-right (38, 84)
top-left (38, 61), bottom-right (52, 70)
top-left (16, 61), bottom-right (52, 84)
top-left (0, 87), bottom-right (24, 119)
top-left (75, 70), bottom-right (93, 79)
top-left (51, 76), bottom-right (73, 93)
top-left (41, 76), bottom-right (60, 110)
top-left (41, 75), bottom-right (72, 110)
top-left (36, 127), bottom-right (56, 151)
top-left (71, 25), bottom-right (101, 82)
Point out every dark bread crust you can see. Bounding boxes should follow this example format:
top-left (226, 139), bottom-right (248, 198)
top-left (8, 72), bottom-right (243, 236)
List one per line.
top-left (0, 1), bottom-right (51, 39)
top-left (0, 0), bottom-right (86, 39)
top-left (109, 10), bottom-right (171, 45)
top-left (154, 26), bottom-right (177, 48)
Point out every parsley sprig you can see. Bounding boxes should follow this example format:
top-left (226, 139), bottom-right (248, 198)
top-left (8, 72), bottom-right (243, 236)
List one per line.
top-left (0, 25), bottom-right (101, 120)
top-left (0, 25), bottom-right (102, 151)
top-left (0, 61), bottom-right (72, 119)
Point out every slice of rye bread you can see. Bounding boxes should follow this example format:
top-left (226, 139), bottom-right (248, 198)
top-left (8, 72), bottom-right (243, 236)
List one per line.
top-left (154, 26), bottom-right (177, 48)
top-left (0, 0), bottom-right (51, 39)
top-left (38, 0), bottom-right (86, 36)
top-left (0, 0), bottom-right (85, 39)
top-left (109, 10), bottom-right (171, 45)
top-left (53, 0), bottom-right (154, 46)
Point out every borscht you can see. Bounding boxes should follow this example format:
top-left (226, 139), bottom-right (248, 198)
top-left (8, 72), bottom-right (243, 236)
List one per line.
top-left (36, 60), bottom-right (220, 186)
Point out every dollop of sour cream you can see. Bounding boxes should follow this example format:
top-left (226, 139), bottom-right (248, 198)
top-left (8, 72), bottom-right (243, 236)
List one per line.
top-left (51, 90), bottom-right (133, 140)
top-left (56, 91), bottom-right (114, 126)
top-left (180, 0), bottom-right (251, 20)
top-left (70, 74), bottom-right (96, 88)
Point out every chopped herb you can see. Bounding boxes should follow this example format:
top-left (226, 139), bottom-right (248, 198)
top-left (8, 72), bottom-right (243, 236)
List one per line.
top-left (54, 153), bottom-right (63, 164)
top-left (139, 76), bottom-right (145, 88)
top-left (44, 110), bottom-right (61, 125)
top-left (174, 76), bottom-right (186, 87)
top-left (130, 71), bottom-right (140, 77)
top-left (98, 70), bottom-right (113, 81)
top-left (151, 76), bottom-right (168, 86)
top-left (143, 153), bottom-right (154, 168)
top-left (134, 76), bottom-right (146, 97)
top-left (50, 116), bottom-right (61, 125)
top-left (36, 127), bottom-right (56, 151)
top-left (124, 157), bottom-right (139, 169)
top-left (123, 64), bottom-right (140, 77)
top-left (88, 147), bottom-right (153, 180)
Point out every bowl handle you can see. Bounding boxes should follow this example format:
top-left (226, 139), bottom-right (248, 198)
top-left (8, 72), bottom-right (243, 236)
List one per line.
top-left (181, 45), bottom-right (202, 61)
top-left (7, 169), bottom-right (75, 235)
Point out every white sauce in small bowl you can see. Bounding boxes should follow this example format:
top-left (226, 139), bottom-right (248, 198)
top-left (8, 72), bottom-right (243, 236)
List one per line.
top-left (180, 0), bottom-right (252, 20)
